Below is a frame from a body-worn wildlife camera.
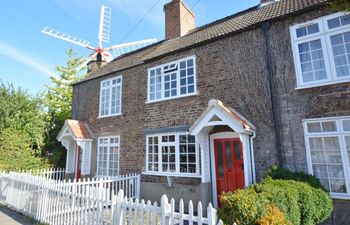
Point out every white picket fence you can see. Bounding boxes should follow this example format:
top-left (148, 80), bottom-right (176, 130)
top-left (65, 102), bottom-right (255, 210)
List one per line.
top-left (0, 170), bottom-right (224, 225)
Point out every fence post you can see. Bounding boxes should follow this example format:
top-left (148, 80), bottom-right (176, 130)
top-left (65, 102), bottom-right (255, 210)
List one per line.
top-left (161, 194), bottom-right (170, 225)
top-left (114, 189), bottom-right (124, 225)
top-left (136, 174), bottom-right (141, 199)
top-left (207, 203), bottom-right (217, 225)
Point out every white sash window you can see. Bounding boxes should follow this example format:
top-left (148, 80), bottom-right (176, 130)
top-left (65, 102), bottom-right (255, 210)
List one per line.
top-left (97, 136), bottom-right (120, 177)
top-left (303, 116), bottom-right (350, 199)
top-left (147, 56), bottom-right (196, 102)
top-left (290, 12), bottom-right (350, 88)
top-left (99, 76), bottom-right (122, 117)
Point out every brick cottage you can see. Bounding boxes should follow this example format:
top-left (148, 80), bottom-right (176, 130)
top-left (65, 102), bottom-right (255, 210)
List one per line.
top-left (57, 0), bottom-right (350, 223)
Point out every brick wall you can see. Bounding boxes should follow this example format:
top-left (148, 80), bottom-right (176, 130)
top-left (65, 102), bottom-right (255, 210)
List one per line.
top-left (72, 25), bottom-right (278, 181)
top-left (72, 7), bottom-right (350, 221)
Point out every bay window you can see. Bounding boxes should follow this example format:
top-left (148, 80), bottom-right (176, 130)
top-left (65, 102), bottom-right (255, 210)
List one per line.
top-left (97, 136), bottom-right (120, 177)
top-left (290, 12), bottom-right (350, 88)
top-left (147, 56), bottom-right (196, 102)
top-left (146, 133), bottom-right (200, 176)
top-left (303, 116), bottom-right (350, 199)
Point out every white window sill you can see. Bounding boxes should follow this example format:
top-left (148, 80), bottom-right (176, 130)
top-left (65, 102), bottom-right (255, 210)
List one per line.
top-left (295, 79), bottom-right (350, 90)
top-left (145, 92), bottom-right (198, 104)
top-left (142, 171), bottom-right (201, 178)
top-left (330, 193), bottom-right (350, 200)
top-left (97, 113), bottom-right (122, 119)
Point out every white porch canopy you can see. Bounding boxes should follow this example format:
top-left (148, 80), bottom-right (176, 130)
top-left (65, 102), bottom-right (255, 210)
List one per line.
top-left (57, 120), bottom-right (93, 175)
top-left (189, 99), bottom-right (256, 186)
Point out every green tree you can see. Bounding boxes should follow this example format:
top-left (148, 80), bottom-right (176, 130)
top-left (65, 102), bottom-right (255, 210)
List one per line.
top-left (44, 49), bottom-right (86, 167)
top-left (0, 83), bottom-right (48, 170)
top-left (329, 0), bottom-right (350, 11)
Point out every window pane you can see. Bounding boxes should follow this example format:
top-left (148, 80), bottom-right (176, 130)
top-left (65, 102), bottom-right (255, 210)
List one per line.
top-left (346, 136), bottom-right (350, 177)
top-left (226, 142), bottom-right (233, 170)
top-left (330, 32), bottom-right (350, 78)
top-left (341, 14), bottom-right (350, 26)
top-left (296, 24), bottom-right (319, 38)
top-left (217, 142), bottom-right (224, 178)
top-left (328, 17), bottom-right (341, 29)
top-left (322, 121), bottom-right (337, 132)
top-left (308, 136), bottom-right (346, 193)
top-left (307, 122), bottom-right (321, 133)
top-left (343, 120), bottom-right (350, 131)
top-left (296, 27), bottom-right (307, 38)
top-left (298, 40), bottom-right (327, 83)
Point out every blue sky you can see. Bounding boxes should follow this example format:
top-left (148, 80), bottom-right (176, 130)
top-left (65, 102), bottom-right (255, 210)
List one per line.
top-left (0, 0), bottom-right (259, 94)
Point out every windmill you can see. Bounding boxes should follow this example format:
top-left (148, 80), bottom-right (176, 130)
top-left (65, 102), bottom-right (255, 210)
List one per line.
top-left (42, 5), bottom-right (157, 72)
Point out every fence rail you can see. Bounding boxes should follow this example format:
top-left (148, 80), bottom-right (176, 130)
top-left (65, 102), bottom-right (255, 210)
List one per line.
top-left (0, 169), bottom-right (223, 225)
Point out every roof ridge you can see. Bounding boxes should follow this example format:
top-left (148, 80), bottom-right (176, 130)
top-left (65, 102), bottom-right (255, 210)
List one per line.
top-left (75, 0), bottom-right (331, 85)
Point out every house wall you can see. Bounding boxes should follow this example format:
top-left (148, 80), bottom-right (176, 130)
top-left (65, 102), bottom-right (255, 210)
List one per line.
top-left (267, 9), bottom-right (350, 225)
top-left (72, 22), bottom-right (279, 203)
top-left (71, 6), bottom-right (350, 223)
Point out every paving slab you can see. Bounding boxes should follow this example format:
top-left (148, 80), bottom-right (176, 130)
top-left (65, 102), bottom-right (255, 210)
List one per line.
top-left (0, 204), bottom-right (37, 225)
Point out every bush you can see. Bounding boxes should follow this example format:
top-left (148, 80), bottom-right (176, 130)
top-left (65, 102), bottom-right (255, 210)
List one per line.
top-left (218, 189), bottom-right (267, 225)
top-left (265, 165), bottom-right (325, 190)
top-left (255, 178), bottom-right (332, 225)
top-left (218, 178), bottom-right (333, 225)
top-left (256, 204), bottom-right (292, 225)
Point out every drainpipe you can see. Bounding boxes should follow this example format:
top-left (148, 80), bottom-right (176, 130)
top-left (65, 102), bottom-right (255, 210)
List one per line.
top-left (249, 131), bottom-right (257, 184)
top-left (261, 22), bottom-right (284, 167)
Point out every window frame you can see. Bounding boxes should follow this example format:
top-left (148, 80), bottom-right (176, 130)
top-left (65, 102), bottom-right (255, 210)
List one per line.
top-left (98, 76), bottom-right (123, 118)
top-left (290, 12), bottom-right (350, 89)
top-left (303, 116), bottom-right (350, 199)
top-left (96, 136), bottom-right (121, 178)
top-left (144, 132), bottom-right (201, 177)
top-left (146, 56), bottom-right (197, 103)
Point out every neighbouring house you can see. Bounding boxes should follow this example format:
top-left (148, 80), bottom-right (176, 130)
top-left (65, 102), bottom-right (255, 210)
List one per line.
top-left (57, 0), bottom-right (350, 223)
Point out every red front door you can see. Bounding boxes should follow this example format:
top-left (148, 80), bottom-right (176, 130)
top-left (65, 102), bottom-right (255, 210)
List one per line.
top-left (76, 146), bottom-right (82, 180)
top-left (214, 138), bottom-right (245, 205)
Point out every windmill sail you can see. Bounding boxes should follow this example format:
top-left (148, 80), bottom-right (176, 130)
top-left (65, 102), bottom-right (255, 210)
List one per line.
top-left (98, 5), bottom-right (112, 47)
top-left (109, 39), bottom-right (158, 58)
top-left (41, 27), bottom-right (94, 49)
top-left (42, 5), bottom-right (157, 72)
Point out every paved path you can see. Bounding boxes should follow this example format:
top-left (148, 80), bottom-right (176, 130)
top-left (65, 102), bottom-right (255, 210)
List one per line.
top-left (0, 204), bottom-right (37, 225)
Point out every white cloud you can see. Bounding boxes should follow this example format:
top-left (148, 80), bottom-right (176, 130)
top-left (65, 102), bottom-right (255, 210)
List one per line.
top-left (0, 42), bottom-right (55, 78)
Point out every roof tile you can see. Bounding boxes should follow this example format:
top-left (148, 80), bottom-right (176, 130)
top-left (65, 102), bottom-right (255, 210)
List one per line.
top-left (76, 0), bottom-right (330, 84)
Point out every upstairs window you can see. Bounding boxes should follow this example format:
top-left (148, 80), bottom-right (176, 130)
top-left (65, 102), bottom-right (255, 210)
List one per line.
top-left (303, 117), bottom-right (350, 199)
top-left (99, 76), bottom-right (122, 117)
top-left (147, 56), bottom-right (196, 102)
top-left (290, 13), bottom-right (350, 88)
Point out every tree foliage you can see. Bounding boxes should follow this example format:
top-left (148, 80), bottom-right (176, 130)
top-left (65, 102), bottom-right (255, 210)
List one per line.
top-left (44, 49), bottom-right (86, 167)
top-left (0, 83), bottom-right (49, 170)
top-left (329, 0), bottom-right (350, 12)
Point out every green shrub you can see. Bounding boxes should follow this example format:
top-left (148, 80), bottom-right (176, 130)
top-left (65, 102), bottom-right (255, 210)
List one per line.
top-left (256, 204), bottom-right (292, 225)
top-left (218, 178), bottom-right (333, 225)
top-left (218, 188), bottom-right (268, 225)
top-left (254, 179), bottom-right (301, 225)
top-left (265, 165), bottom-right (325, 190)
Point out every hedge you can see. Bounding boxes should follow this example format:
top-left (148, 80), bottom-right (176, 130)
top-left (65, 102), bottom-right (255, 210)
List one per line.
top-left (218, 178), bottom-right (333, 225)
top-left (265, 165), bottom-right (325, 190)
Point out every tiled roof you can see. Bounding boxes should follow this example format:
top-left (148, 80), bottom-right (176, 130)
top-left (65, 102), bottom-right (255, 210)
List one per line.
top-left (76, 0), bottom-right (331, 84)
top-left (66, 119), bottom-right (92, 140)
top-left (189, 99), bottom-right (256, 135)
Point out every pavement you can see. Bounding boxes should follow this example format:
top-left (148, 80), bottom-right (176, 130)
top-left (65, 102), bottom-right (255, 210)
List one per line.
top-left (0, 204), bottom-right (38, 225)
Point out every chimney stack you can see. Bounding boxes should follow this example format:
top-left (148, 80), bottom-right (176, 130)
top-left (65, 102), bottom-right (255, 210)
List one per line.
top-left (164, 0), bottom-right (195, 40)
top-left (87, 53), bottom-right (107, 73)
